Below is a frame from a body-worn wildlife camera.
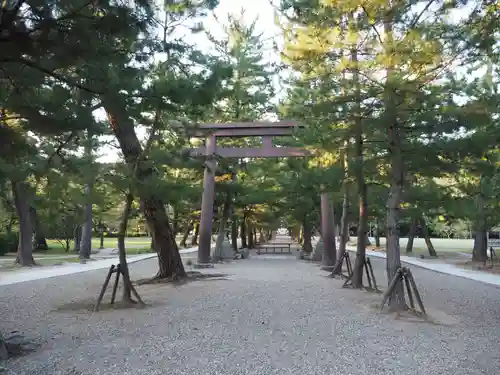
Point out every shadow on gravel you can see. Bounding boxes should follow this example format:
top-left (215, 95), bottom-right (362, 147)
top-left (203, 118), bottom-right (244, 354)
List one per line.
top-left (53, 272), bottom-right (229, 313)
top-left (135, 271), bottom-right (230, 287)
top-left (54, 299), bottom-right (153, 313)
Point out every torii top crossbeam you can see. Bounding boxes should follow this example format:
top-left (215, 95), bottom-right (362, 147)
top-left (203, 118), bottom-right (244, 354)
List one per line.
top-left (191, 120), bottom-right (307, 158)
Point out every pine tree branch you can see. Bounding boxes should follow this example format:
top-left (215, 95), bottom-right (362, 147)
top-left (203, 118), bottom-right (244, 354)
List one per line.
top-left (360, 6), bottom-right (383, 45)
top-left (16, 57), bottom-right (102, 95)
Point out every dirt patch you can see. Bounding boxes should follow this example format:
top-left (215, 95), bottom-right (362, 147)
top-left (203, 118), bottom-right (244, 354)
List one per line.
top-left (367, 245), bottom-right (385, 252)
top-left (455, 260), bottom-right (500, 275)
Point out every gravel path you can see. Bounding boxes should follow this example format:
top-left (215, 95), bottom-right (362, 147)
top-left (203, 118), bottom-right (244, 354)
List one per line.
top-left (2, 253), bottom-right (500, 375)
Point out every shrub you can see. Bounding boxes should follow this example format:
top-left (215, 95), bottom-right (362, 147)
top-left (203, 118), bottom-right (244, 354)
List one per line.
top-left (0, 232), bottom-right (18, 256)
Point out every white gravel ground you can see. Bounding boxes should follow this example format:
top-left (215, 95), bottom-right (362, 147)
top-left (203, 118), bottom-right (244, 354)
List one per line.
top-left (2, 252), bottom-right (500, 375)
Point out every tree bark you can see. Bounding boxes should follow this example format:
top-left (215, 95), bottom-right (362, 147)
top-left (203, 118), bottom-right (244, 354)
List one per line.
top-left (12, 180), bottom-right (35, 266)
top-left (191, 222), bottom-right (199, 246)
top-left (80, 128), bottom-right (94, 259)
top-left (332, 141), bottom-right (350, 275)
top-left (375, 218), bottom-right (381, 247)
top-left (420, 216), bottom-right (437, 257)
top-left (405, 217), bottom-right (416, 253)
top-left (247, 218), bottom-right (255, 249)
top-left (320, 191), bottom-right (336, 269)
top-left (473, 230), bottom-right (488, 262)
top-left (80, 182), bottom-right (93, 259)
top-left (472, 187), bottom-right (488, 262)
top-left (231, 217), bottom-right (238, 251)
top-left (351, 31), bottom-right (368, 289)
top-left (384, 12), bottom-right (406, 311)
top-left (99, 219), bottom-right (105, 249)
top-left (118, 193), bottom-right (134, 302)
top-left (240, 214), bottom-right (247, 248)
top-left (73, 225), bottom-right (81, 252)
top-left (302, 218), bottom-right (313, 253)
top-left (30, 207), bottom-right (48, 251)
top-left (104, 96), bottom-right (185, 279)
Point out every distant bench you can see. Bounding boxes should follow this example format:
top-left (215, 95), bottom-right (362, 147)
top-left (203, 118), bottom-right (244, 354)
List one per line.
top-left (256, 243), bottom-right (293, 255)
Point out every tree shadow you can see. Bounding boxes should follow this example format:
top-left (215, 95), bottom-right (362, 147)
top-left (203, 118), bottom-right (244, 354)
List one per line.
top-left (135, 271), bottom-right (230, 287)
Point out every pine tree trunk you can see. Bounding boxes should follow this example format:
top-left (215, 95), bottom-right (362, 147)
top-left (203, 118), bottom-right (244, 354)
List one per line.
top-left (375, 218), bottom-right (381, 247)
top-left (472, 187), bottom-right (488, 262)
top-left (12, 180), bottom-right (35, 266)
top-left (80, 128), bottom-right (94, 259)
top-left (104, 97), bottom-right (185, 279)
top-left (73, 225), bottom-right (81, 252)
top-left (351, 34), bottom-right (368, 289)
top-left (420, 216), bottom-right (437, 257)
top-left (320, 191), bottom-right (336, 269)
top-left (406, 218), bottom-right (416, 253)
top-left (302, 218), bottom-right (313, 253)
top-left (191, 222), bottom-right (199, 246)
top-left (384, 13), bottom-right (406, 311)
top-left (247, 218), bottom-right (254, 249)
top-left (473, 230), bottom-right (488, 262)
top-left (80, 183), bottom-right (93, 259)
top-left (333, 142), bottom-right (350, 275)
top-left (145, 198), bottom-right (186, 278)
top-left (240, 214), bottom-right (247, 248)
top-left (99, 220), bottom-right (105, 249)
top-left (30, 207), bottom-right (48, 251)
top-left (118, 193), bottom-right (134, 302)
top-left (231, 218), bottom-right (238, 251)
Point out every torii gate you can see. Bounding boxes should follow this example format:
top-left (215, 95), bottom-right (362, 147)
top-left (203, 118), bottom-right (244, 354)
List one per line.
top-left (191, 120), bottom-right (335, 267)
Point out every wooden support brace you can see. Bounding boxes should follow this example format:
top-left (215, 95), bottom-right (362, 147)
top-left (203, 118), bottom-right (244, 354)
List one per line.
top-left (380, 266), bottom-right (426, 317)
top-left (94, 264), bottom-right (145, 312)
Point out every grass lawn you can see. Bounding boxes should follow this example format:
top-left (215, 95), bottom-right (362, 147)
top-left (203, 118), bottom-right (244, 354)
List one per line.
top-left (347, 236), bottom-right (474, 254)
top-left (43, 237), bottom-right (152, 254)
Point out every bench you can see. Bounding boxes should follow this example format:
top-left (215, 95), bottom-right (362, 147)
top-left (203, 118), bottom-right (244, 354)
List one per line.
top-left (256, 243), bottom-right (293, 255)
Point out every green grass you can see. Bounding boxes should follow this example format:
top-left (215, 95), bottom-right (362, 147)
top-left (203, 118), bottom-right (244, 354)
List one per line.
top-left (124, 247), bottom-right (155, 255)
top-left (43, 237), bottom-right (152, 254)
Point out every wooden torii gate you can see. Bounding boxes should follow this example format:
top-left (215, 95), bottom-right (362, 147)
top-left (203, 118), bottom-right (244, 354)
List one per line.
top-left (191, 120), bottom-right (335, 267)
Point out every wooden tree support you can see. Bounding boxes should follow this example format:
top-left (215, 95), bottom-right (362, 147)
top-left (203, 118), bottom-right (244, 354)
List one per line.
top-left (380, 266), bottom-right (426, 317)
top-left (342, 256), bottom-right (379, 292)
top-left (338, 251), bottom-right (353, 280)
top-left (94, 264), bottom-right (144, 312)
